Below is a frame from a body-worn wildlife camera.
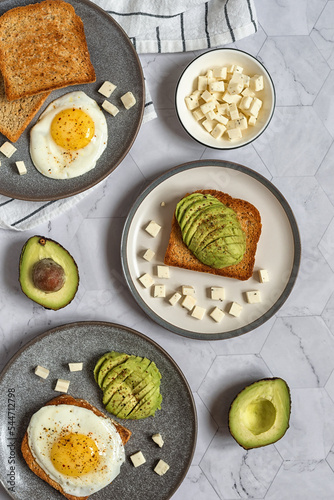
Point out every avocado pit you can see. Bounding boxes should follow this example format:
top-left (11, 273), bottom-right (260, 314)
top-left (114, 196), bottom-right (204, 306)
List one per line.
top-left (32, 258), bottom-right (66, 293)
top-left (242, 398), bottom-right (276, 435)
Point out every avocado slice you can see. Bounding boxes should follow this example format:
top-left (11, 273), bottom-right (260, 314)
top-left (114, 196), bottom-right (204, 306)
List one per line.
top-left (228, 378), bottom-right (291, 450)
top-left (19, 236), bottom-right (79, 311)
top-left (128, 385), bottom-right (163, 420)
top-left (94, 351), bottom-right (162, 419)
top-left (175, 194), bottom-right (246, 269)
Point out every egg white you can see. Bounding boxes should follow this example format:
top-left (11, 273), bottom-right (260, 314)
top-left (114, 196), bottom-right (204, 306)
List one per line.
top-left (30, 91), bottom-right (108, 179)
top-left (27, 404), bottom-right (125, 497)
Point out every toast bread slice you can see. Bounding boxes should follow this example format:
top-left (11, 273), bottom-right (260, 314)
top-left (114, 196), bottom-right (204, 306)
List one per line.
top-left (0, 75), bottom-right (50, 142)
top-left (21, 394), bottom-right (131, 500)
top-left (164, 189), bottom-right (262, 281)
top-left (0, 0), bottom-right (96, 100)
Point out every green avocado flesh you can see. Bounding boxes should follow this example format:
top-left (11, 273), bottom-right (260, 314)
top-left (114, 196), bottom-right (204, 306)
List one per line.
top-left (176, 193), bottom-right (246, 269)
top-left (228, 378), bottom-right (291, 449)
top-left (19, 236), bottom-right (79, 310)
top-left (94, 351), bottom-right (162, 419)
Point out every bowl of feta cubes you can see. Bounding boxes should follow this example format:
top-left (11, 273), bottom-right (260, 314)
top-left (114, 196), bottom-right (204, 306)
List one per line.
top-left (175, 48), bottom-right (275, 149)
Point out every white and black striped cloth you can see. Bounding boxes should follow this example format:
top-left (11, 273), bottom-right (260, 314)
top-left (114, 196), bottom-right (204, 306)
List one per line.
top-left (0, 0), bottom-right (257, 231)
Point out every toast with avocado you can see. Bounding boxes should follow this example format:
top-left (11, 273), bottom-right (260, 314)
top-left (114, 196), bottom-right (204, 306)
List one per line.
top-left (164, 189), bottom-right (261, 281)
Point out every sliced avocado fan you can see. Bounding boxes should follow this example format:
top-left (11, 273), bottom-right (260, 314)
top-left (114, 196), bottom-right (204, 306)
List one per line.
top-left (175, 193), bottom-right (246, 269)
top-left (94, 351), bottom-right (162, 419)
top-left (228, 378), bottom-right (291, 449)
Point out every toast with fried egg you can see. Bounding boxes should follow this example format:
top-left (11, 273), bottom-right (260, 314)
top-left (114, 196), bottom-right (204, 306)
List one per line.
top-left (164, 189), bottom-right (262, 281)
top-left (0, 0), bottom-right (96, 101)
top-left (21, 394), bottom-right (131, 500)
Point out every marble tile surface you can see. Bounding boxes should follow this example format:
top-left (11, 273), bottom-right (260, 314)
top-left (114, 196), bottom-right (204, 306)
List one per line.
top-left (1, 1), bottom-right (334, 499)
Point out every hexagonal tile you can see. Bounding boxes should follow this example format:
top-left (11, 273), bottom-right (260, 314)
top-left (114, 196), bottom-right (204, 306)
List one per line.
top-left (314, 70), bottom-right (334, 138)
top-left (258, 37), bottom-right (329, 105)
top-left (254, 0), bottom-right (327, 36)
top-left (311, 1), bottom-right (334, 69)
top-left (192, 393), bottom-right (218, 466)
top-left (197, 355), bottom-right (272, 428)
top-left (200, 429), bottom-right (282, 499)
top-left (172, 465), bottom-right (220, 500)
top-left (319, 217), bottom-right (334, 273)
top-left (316, 141), bottom-right (334, 207)
top-left (253, 107), bottom-right (332, 177)
top-left (322, 291), bottom-right (334, 336)
top-left (266, 460), bottom-right (334, 499)
top-left (261, 316), bottom-right (334, 388)
top-left (275, 388), bottom-right (334, 461)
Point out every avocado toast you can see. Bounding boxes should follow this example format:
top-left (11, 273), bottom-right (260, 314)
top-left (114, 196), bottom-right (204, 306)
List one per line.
top-left (164, 189), bottom-right (262, 281)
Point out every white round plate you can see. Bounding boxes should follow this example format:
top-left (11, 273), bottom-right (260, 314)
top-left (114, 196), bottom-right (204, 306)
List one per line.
top-left (121, 160), bottom-right (301, 340)
top-left (175, 48), bottom-right (275, 149)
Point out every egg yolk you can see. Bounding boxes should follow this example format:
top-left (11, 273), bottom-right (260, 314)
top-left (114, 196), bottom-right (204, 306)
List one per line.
top-left (51, 433), bottom-right (100, 476)
top-left (51, 108), bottom-right (95, 150)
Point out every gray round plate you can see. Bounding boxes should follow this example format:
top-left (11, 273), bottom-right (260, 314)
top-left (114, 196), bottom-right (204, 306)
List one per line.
top-left (0, 321), bottom-right (197, 500)
top-left (0, 0), bottom-right (144, 201)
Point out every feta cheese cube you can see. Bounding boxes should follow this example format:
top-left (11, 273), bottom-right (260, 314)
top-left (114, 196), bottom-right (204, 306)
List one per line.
top-left (181, 285), bottom-right (195, 296)
top-left (185, 95), bottom-right (200, 110)
top-left (250, 74), bottom-right (264, 92)
top-left (0, 141), bottom-right (16, 158)
top-left (241, 87), bottom-right (255, 98)
top-left (205, 110), bottom-right (217, 121)
top-left (229, 102), bottom-right (239, 120)
top-left (214, 112), bottom-right (229, 125)
top-left (191, 305), bottom-right (206, 320)
top-left (193, 108), bottom-right (205, 121)
top-left (240, 74), bottom-right (250, 88)
top-left (217, 103), bottom-right (229, 115)
top-left (200, 101), bottom-right (216, 114)
top-left (201, 89), bottom-right (213, 102)
top-left (210, 287), bottom-right (225, 301)
top-left (246, 290), bottom-right (261, 304)
top-left (235, 114), bottom-right (248, 130)
top-left (239, 95), bottom-right (253, 111)
top-left (153, 284), bottom-right (166, 298)
top-left (143, 248), bottom-right (155, 262)
top-left (98, 81), bottom-right (117, 98)
top-left (258, 269), bottom-right (269, 283)
top-left (130, 451), bottom-right (146, 467)
top-left (145, 220), bottom-right (161, 237)
top-left (227, 127), bottom-right (242, 141)
top-left (16, 160), bottom-right (27, 175)
top-left (234, 65), bottom-right (243, 74)
top-left (249, 97), bottom-right (262, 118)
top-left (222, 92), bottom-right (242, 105)
top-left (197, 75), bottom-right (208, 90)
top-left (209, 81), bottom-right (225, 93)
top-left (227, 77), bottom-right (244, 95)
top-left (138, 273), bottom-right (154, 288)
top-left (154, 459), bottom-right (170, 476)
top-left (157, 265), bottom-right (170, 279)
top-left (68, 362), bottom-right (83, 372)
top-left (211, 123), bottom-right (226, 139)
top-left (202, 119), bottom-right (215, 133)
top-left (121, 91), bottom-right (136, 110)
top-left (248, 115), bottom-right (257, 126)
top-left (213, 66), bottom-right (227, 80)
top-left (34, 365), bottom-right (49, 379)
top-left (169, 292), bottom-right (182, 306)
top-left (206, 69), bottom-right (214, 78)
top-left (210, 307), bottom-right (225, 323)
top-left (152, 433), bottom-right (164, 448)
top-left (55, 379), bottom-right (70, 393)
top-left (102, 100), bottom-right (119, 116)
top-left (228, 302), bottom-right (243, 317)
top-left (181, 295), bottom-right (197, 311)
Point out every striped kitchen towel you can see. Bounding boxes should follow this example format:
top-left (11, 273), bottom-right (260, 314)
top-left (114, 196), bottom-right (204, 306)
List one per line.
top-left (0, 0), bottom-right (257, 231)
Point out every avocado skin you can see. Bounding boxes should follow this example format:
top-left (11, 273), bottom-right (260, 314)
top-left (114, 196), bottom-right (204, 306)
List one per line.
top-left (19, 236), bottom-right (79, 311)
top-left (94, 351), bottom-right (162, 419)
top-left (228, 378), bottom-right (291, 450)
top-left (175, 194), bottom-right (246, 269)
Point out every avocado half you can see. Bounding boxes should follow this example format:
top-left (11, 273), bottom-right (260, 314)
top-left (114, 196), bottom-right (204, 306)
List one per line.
top-left (228, 378), bottom-right (291, 449)
top-left (19, 236), bottom-right (79, 310)
top-left (94, 351), bottom-right (162, 419)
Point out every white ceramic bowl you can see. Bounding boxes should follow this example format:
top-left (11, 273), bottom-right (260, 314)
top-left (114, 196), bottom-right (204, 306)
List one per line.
top-left (175, 48), bottom-right (275, 149)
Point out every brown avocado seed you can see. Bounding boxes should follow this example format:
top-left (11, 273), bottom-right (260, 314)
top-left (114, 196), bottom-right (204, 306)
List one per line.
top-left (32, 258), bottom-right (66, 292)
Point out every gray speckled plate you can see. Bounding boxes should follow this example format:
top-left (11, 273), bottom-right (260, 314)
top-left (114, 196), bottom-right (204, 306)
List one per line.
top-left (0, 0), bottom-right (144, 201)
top-left (0, 321), bottom-right (197, 500)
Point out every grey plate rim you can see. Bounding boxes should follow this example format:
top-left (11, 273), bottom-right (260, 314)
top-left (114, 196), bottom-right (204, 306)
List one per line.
top-left (0, 320), bottom-right (197, 500)
top-left (121, 159), bottom-right (301, 341)
top-left (0, 0), bottom-right (144, 202)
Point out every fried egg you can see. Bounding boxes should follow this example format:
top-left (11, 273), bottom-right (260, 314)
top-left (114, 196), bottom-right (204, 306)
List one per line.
top-left (27, 404), bottom-right (125, 497)
top-left (30, 91), bottom-right (108, 179)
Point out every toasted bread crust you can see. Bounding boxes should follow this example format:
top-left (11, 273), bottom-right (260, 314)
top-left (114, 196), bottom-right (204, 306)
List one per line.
top-left (0, 0), bottom-right (96, 100)
top-left (21, 395), bottom-right (131, 500)
top-left (0, 76), bottom-right (50, 142)
top-left (164, 189), bottom-right (262, 281)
